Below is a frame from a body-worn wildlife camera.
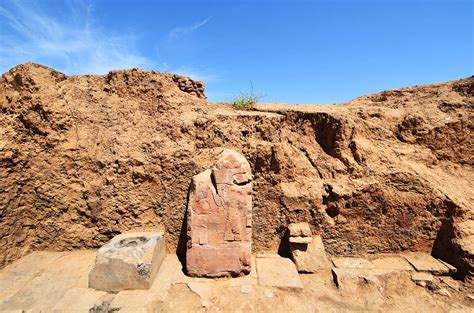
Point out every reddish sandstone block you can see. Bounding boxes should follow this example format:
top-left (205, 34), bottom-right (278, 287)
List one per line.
top-left (186, 149), bottom-right (252, 277)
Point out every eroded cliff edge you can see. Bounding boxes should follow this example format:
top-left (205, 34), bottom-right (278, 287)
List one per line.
top-left (1, 63), bottom-right (472, 281)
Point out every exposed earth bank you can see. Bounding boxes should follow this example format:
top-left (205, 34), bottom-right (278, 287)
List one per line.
top-left (0, 63), bottom-right (472, 282)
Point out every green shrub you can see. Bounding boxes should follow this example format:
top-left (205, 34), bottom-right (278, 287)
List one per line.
top-left (230, 92), bottom-right (261, 110)
top-left (230, 81), bottom-right (263, 110)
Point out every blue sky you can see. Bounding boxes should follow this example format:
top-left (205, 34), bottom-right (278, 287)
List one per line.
top-left (0, 0), bottom-right (472, 103)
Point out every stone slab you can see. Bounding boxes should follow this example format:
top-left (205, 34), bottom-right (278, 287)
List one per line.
top-left (290, 236), bottom-right (331, 273)
top-left (0, 251), bottom-right (96, 312)
top-left (331, 268), bottom-right (384, 306)
top-left (256, 255), bottom-right (303, 292)
top-left (439, 276), bottom-right (461, 291)
top-left (438, 259), bottom-right (457, 273)
top-left (403, 252), bottom-right (450, 275)
top-left (331, 268), bottom-right (380, 289)
top-left (332, 257), bottom-right (375, 269)
top-left (0, 273), bottom-right (80, 311)
top-left (109, 290), bottom-right (160, 313)
top-left (89, 232), bottom-right (166, 292)
top-left (371, 256), bottom-right (415, 272)
top-left (0, 252), bottom-right (67, 303)
top-left (411, 272), bottom-right (435, 287)
top-left (51, 287), bottom-right (113, 313)
top-left (289, 236), bottom-right (313, 244)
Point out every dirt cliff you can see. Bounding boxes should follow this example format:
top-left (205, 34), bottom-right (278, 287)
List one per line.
top-left (1, 63), bottom-right (472, 281)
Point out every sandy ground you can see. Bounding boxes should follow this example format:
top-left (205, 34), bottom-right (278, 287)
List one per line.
top-left (0, 250), bottom-right (473, 312)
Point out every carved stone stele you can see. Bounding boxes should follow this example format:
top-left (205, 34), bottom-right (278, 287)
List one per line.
top-left (186, 149), bottom-right (252, 277)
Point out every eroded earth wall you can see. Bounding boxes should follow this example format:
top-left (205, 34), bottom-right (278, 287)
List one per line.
top-left (0, 63), bottom-right (473, 281)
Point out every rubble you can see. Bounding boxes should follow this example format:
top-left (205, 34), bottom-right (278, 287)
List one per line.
top-left (169, 74), bottom-right (206, 98)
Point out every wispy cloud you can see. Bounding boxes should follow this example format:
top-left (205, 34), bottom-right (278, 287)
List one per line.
top-left (0, 0), bottom-right (150, 75)
top-left (168, 18), bottom-right (210, 39)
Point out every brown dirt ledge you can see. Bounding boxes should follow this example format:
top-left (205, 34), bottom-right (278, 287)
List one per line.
top-left (0, 63), bottom-right (473, 283)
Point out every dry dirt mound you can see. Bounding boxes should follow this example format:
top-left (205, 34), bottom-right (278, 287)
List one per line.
top-left (0, 63), bottom-right (473, 282)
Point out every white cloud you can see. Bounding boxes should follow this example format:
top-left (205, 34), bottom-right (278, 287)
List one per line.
top-left (168, 18), bottom-right (210, 39)
top-left (0, 0), bottom-right (150, 75)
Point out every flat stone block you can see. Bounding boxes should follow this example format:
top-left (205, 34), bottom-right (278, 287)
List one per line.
top-left (438, 259), bottom-right (457, 273)
top-left (332, 257), bottom-right (375, 269)
top-left (331, 268), bottom-right (384, 306)
top-left (371, 255), bottom-right (415, 272)
top-left (0, 273), bottom-right (79, 311)
top-left (290, 236), bottom-right (331, 273)
top-left (109, 289), bottom-right (159, 313)
top-left (331, 268), bottom-right (380, 289)
top-left (289, 236), bottom-right (312, 244)
top-left (256, 255), bottom-right (303, 292)
top-left (51, 287), bottom-right (113, 313)
top-left (439, 276), bottom-right (461, 291)
top-left (0, 252), bottom-right (67, 303)
top-left (403, 252), bottom-right (450, 275)
top-left (89, 232), bottom-right (165, 292)
top-left (411, 272), bottom-right (434, 287)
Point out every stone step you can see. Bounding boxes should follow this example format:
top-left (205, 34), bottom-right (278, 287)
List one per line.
top-left (256, 254), bottom-right (303, 292)
top-left (403, 252), bottom-right (453, 275)
top-left (0, 251), bottom-right (97, 312)
top-left (331, 257), bottom-right (375, 269)
top-left (370, 255), bottom-right (415, 272)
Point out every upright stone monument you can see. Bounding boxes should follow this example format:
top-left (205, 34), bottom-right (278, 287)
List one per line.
top-left (186, 149), bottom-right (253, 277)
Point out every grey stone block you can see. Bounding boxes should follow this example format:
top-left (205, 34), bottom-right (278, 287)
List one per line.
top-left (89, 232), bottom-right (165, 292)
